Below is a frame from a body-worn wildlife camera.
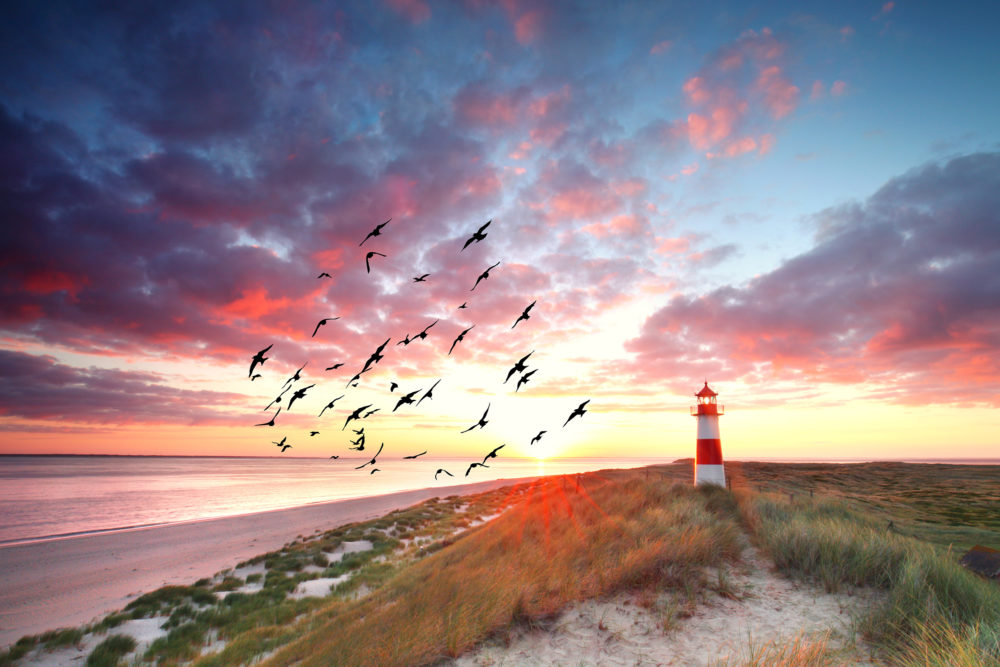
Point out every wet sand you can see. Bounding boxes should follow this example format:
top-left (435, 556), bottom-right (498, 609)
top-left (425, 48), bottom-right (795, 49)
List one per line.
top-left (0, 477), bottom-right (533, 648)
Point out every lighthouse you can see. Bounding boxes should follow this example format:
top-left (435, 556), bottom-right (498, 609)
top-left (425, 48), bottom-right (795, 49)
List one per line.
top-left (692, 381), bottom-right (725, 486)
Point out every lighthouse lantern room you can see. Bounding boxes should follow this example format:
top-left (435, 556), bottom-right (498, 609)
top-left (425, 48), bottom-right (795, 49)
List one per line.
top-left (691, 381), bottom-right (725, 487)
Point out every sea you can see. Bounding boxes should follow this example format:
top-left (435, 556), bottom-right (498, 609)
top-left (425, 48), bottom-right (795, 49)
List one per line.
top-left (2, 455), bottom-right (997, 546)
top-left (0, 455), bottom-right (661, 545)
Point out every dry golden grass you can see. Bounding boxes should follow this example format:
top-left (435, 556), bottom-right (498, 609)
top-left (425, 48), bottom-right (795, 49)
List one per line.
top-left (263, 474), bottom-right (741, 666)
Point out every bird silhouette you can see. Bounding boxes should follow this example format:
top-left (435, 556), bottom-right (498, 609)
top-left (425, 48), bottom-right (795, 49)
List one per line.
top-left (363, 407), bottom-right (380, 418)
top-left (369, 468), bottom-right (380, 474)
top-left (349, 434), bottom-right (366, 450)
top-left (416, 379), bottom-right (441, 406)
top-left (516, 369), bottom-right (538, 393)
top-left (251, 373), bottom-right (262, 381)
top-left (355, 442), bottom-right (384, 469)
top-left (318, 395), bottom-right (345, 417)
top-left (413, 273), bottom-right (430, 282)
top-left (325, 362), bottom-right (345, 371)
top-left (343, 404), bottom-right (372, 430)
top-left (279, 443), bottom-right (293, 453)
top-left (564, 400), bottom-right (590, 427)
top-left (249, 344), bottom-right (272, 378)
top-left (512, 300), bottom-right (536, 329)
top-left (530, 430), bottom-right (546, 445)
top-left (360, 218), bottom-right (390, 246)
top-left (397, 334), bottom-right (413, 346)
top-left (346, 368), bottom-right (371, 388)
top-left (504, 351), bottom-right (534, 383)
top-left (394, 389), bottom-right (421, 412)
top-left (361, 338), bottom-right (391, 373)
top-left (471, 260), bottom-right (501, 290)
top-left (461, 219), bottom-right (491, 251)
top-left (312, 317), bottom-right (340, 337)
top-left (317, 272), bottom-right (332, 279)
top-left (457, 302), bottom-right (467, 309)
top-left (403, 451), bottom-right (427, 459)
top-left (352, 427), bottom-right (365, 435)
top-left (310, 431), bottom-right (320, 436)
top-left (265, 386), bottom-right (291, 411)
top-left (329, 455), bottom-right (340, 460)
top-left (416, 320), bottom-right (438, 340)
top-left (460, 403), bottom-right (490, 433)
top-left (272, 436), bottom-right (288, 447)
top-left (255, 407), bottom-right (281, 427)
top-left (286, 384), bottom-right (314, 411)
top-left (435, 468), bottom-right (454, 480)
top-left (449, 324), bottom-right (475, 355)
top-left (365, 251), bottom-right (386, 273)
top-left (482, 443), bottom-right (505, 463)
top-left (390, 381), bottom-right (399, 392)
top-left (466, 461), bottom-right (489, 476)
top-left (282, 363), bottom-right (307, 389)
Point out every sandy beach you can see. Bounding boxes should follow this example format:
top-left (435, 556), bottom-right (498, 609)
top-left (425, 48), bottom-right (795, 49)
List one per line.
top-left (0, 477), bottom-right (534, 649)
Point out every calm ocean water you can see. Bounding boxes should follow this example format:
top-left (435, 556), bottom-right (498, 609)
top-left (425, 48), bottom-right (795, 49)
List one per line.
top-left (0, 455), bottom-right (660, 544)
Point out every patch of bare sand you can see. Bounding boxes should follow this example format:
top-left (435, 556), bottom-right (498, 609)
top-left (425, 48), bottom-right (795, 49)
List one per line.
top-left (448, 547), bottom-right (878, 666)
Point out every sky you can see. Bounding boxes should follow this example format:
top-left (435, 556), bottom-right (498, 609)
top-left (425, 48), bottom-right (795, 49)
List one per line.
top-left (1, 0), bottom-right (998, 462)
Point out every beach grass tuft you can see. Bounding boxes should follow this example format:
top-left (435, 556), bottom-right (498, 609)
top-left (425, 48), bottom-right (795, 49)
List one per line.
top-left (85, 634), bottom-right (136, 667)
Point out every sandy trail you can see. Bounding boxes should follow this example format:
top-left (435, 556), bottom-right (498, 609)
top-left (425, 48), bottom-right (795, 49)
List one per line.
top-left (0, 477), bottom-right (536, 648)
top-left (448, 546), bottom-right (877, 666)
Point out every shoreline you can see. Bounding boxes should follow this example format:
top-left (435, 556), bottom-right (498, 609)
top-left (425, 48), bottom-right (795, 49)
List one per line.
top-left (0, 474), bottom-right (542, 649)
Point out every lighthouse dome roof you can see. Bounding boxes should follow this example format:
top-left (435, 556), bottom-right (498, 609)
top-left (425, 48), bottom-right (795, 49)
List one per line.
top-left (695, 381), bottom-right (718, 397)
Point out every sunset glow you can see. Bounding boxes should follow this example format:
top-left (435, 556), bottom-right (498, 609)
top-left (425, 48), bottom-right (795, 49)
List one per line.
top-left (1, 2), bottom-right (998, 461)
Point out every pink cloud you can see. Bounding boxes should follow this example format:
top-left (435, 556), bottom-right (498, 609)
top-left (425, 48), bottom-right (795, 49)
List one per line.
top-left (830, 80), bottom-right (847, 96)
top-left (758, 133), bottom-right (775, 155)
top-left (650, 40), bottom-right (672, 55)
top-left (527, 85), bottom-right (570, 118)
top-left (839, 25), bottom-right (855, 40)
top-left (384, 0), bottom-right (431, 23)
top-left (810, 80), bottom-right (825, 100)
top-left (682, 76), bottom-right (710, 105)
top-left (453, 88), bottom-right (520, 127)
top-left (514, 9), bottom-right (544, 44)
top-left (611, 179), bottom-right (646, 197)
top-left (873, 1), bottom-right (894, 19)
top-left (655, 237), bottom-right (691, 255)
top-left (581, 215), bottom-right (641, 239)
top-left (756, 66), bottom-right (799, 119)
top-left (681, 162), bottom-right (699, 175)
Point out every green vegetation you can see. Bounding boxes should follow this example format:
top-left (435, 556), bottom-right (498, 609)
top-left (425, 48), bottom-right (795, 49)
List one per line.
top-left (85, 634), bottom-right (136, 667)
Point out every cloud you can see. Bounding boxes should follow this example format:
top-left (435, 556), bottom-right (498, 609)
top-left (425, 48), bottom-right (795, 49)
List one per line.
top-left (384, 0), bottom-right (431, 24)
top-left (624, 152), bottom-right (1000, 405)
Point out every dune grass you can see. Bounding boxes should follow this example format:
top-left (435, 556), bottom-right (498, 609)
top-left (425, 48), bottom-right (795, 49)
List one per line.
top-left (736, 489), bottom-right (1000, 665)
top-left (85, 634), bottom-right (136, 667)
top-left (262, 474), bottom-right (741, 666)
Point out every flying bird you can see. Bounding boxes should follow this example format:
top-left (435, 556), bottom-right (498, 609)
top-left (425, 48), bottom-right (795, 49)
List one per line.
top-left (363, 408), bottom-right (381, 418)
top-left (352, 427), bottom-right (365, 435)
top-left (564, 400), bottom-right (590, 427)
top-left (346, 368), bottom-right (371, 388)
top-left (393, 389), bottom-right (421, 412)
top-left (365, 251), bottom-right (386, 273)
top-left (359, 218), bottom-right (390, 246)
top-left (435, 468), bottom-right (454, 480)
top-left (403, 451), bottom-right (427, 459)
top-left (516, 369), bottom-right (538, 393)
top-left (482, 444), bottom-right (505, 463)
top-left (413, 273), bottom-right (430, 283)
top-left (310, 431), bottom-right (320, 436)
top-left (504, 351), bottom-right (534, 384)
top-left (355, 442), bottom-right (384, 469)
top-left (325, 362), bottom-right (345, 371)
top-left (471, 260), bottom-right (501, 291)
top-left (349, 434), bottom-right (366, 450)
top-left (460, 403), bottom-right (490, 433)
top-left (416, 319), bottom-right (438, 340)
top-left (250, 373), bottom-right (261, 381)
top-left (343, 404), bottom-right (373, 430)
top-left (361, 338), bottom-right (391, 373)
top-left (461, 219), bottom-right (491, 251)
top-left (255, 408), bottom-right (281, 427)
top-left (317, 272), bottom-right (331, 279)
top-left (249, 344), bottom-right (272, 378)
top-left (369, 468), bottom-right (380, 474)
top-left (282, 363), bottom-right (307, 389)
top-left (286, 384), bottom-right (314, 411)
top-left (466, 461), bottom-right (489, 476)
top-left (530, 430), bottom-right (546, 445)
top-left (272, 436), bottom-right (288, 447)
top-left (457, 302), bottom-right (467, 309)
top-left (397, 334), bottom-right (413, 346)
top-left (312, 317), bottom-right (339, 337)
top-left (511, 301), bottom-right (536, 329)
top-left (416, 379), bottom-right (441, 406)
top-left (318, 395), bottom-right (345, 417)
top-left (389, 381), bottom-right (399, 392)
top-left (329, 455), bottom-right (340, 460)
top-left (448, 324), bottom-right (475, 355)
top-left (279, 443), bottom-right (293, 453)
top-left (265, 386), bottom-right (290, 411)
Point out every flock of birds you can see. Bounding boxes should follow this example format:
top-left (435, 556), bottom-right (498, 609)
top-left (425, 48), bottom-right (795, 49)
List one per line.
top-left (246, 218), bottom-right (591, 481)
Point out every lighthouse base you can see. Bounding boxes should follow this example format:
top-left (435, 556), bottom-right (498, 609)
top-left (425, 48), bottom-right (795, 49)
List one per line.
top-left (695, 463), bottom-right (726, 487)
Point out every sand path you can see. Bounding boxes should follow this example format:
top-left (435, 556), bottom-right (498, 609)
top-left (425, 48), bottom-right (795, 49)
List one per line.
top-left (448, 546), bottom-right (877, 666)
top-left (0, 477), bottom-right (535, 648)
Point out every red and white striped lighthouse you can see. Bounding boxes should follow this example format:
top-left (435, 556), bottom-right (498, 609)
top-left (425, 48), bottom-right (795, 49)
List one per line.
top-left (692, 381), bottom-right (725, 486)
